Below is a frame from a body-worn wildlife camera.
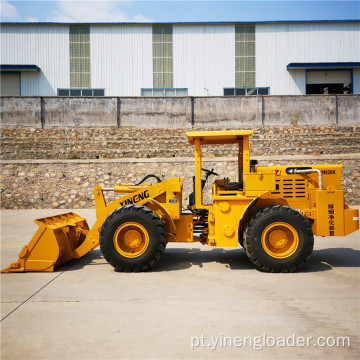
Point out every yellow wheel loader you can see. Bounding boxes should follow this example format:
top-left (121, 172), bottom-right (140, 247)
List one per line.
top-left (2, 130), bottom-right (359, 273)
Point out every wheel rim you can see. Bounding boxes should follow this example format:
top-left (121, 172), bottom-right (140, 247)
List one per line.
top-left (261, 222), bottom-right (299, 259)
top-left (113, 222), bottom-right (149, 258)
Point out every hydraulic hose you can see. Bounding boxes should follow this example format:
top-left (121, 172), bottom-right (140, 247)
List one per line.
top-left (134, 174), bottom-right (162, 185)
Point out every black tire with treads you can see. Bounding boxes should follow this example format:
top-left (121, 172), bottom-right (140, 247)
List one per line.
top-left (238, 227), bottom-right (244, 248)
top-left (99, 205), bottom-right (167, 272)
top-left (243, 205), bottom-right (314, 272)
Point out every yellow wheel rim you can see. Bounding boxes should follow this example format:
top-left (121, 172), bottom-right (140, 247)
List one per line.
top-left (113, 222), bottom-right (149, 258)
top-left (261, 222), bottom-right (299, 259)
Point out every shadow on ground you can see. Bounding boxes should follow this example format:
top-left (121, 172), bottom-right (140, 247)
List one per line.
top-left (305, 247), bottom-right (360, 271)
top-left (59, 247), bottom-right (360, 273)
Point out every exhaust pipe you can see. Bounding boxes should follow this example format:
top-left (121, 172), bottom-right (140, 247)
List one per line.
top-left (287, 168), bottom-right (323, 189)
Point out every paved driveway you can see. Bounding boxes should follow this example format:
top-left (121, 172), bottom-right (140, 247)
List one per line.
top-left (1, 209), bottom-right (359, 359)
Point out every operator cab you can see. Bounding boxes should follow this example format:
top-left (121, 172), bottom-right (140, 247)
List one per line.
top-left (186, 130), bottom-right (255, 209)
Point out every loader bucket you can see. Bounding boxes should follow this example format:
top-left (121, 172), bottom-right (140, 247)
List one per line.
top-left (1, 212), bottom-right (90, 273)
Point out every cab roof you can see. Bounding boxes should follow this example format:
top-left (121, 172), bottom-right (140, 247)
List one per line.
top-left (186, 130), bottom-right (254, 145)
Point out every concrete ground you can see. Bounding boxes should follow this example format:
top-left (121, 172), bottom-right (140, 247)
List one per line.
top-left (1, 209), bottom-right (359, 360)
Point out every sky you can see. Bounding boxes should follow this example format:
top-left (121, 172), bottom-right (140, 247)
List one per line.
top-left (0, 0), bottom-right (359, 23)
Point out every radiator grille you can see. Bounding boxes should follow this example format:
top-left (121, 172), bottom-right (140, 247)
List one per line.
top-left (271, 178), bottom-right (307, 199)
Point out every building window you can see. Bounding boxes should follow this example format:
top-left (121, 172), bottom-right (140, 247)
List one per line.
top-left (70, 26), bottom-right (91, 88)
top-left (235, 25), bottom-right (255, 87)
top-left (152, 26), bottom-right (173, 88)
top-left (58, 88), bottom-right (105, 96)
top-left (224, 87), bottom-right (269, 96)
top-left (141, 88), bottom-right (187, 96)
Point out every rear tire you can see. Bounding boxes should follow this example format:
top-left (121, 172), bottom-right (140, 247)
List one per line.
top-left (99, 205), bottom-right (167, 272)
top-left (243, 205), bottom-right (314, 272)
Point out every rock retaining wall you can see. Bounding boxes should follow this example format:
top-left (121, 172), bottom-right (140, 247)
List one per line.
top-left (1, 125), bottom-right (359, 208)
top-left (1, 155), bottom-right (359, 209)
top-left (1, 126), bottom-right (359, 160)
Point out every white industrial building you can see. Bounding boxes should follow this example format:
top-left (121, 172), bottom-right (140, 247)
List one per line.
top-left (1, 20), bottom-right (359, 97)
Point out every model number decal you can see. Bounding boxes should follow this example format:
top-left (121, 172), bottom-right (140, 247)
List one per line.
top-left (321, 170), bottom-right (335, 175)
top-left (120, 190), bottom-right (149, 206)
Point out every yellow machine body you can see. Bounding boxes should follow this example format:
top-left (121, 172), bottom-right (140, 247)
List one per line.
top-left (2, 130), bottom-right (359, 272)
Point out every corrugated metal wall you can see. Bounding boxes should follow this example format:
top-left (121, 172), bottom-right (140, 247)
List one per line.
top-left (91, 25), bottom-right (153, 96)
top-left (1, 22), bottom-right (359, 96)
top-left (256, 23), bottom-right (360, 95)
top-left (0, 25), bottom-right (69, 96)
top-left (173, 24), bottom-right (235, 96)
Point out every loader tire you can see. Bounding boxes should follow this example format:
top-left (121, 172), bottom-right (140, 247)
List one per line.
top-left (243, 205), bottom-right (313, 272)
top-left (99, 205), bottom-right (167, 272)
top-left (238, 227), bottom-right (244, 248)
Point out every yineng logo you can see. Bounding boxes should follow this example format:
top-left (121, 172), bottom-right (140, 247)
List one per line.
top-left (120, 190), bottom-right (150, 206)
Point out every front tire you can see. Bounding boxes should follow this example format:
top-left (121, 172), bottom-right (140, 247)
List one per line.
top-left (243, 205), bottom-right (314, 272)
top-left (99, 205), bottom-right (167, 272)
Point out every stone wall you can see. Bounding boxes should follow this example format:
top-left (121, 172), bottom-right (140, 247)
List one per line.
top-left (1, 155), bottom-right (359, 209)
top-left (1, 95), bottom-right (359, 128)
top-left (1, 126), bottom-right (359, 160)
top-left (1, 124), bottom-right (359, 208)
